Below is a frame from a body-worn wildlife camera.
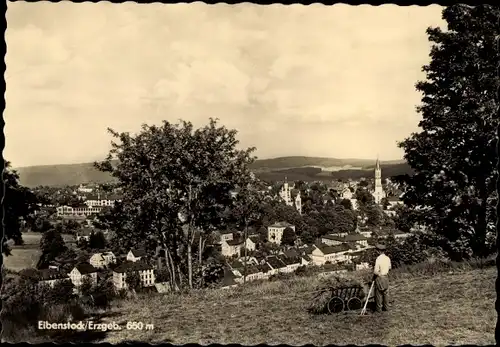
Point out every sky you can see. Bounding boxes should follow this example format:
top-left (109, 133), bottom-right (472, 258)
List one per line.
top-left (5, 2), bottom-right (445, 168)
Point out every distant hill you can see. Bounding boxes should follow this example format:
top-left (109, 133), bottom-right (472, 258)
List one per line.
top-left (14, 156), bottom-right (411, 187)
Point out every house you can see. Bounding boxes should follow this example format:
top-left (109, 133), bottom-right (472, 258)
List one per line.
top-left (278, 255), bottom-right (301, 273)
top-left (221, 268), bottom-right (239, 289)
top-left (56, 204), bottom-right (103, 218)
top-left (112, 261), bottom-right (156, 290)
top-left (265, 255), bottom-right (286, 275)
top-left (127, 249), bottom-right (147, 262)
top-left (90, 251), bottom-right (117, 269)
top-left (311, 243), bottom-right (352, 266)
top-left (301, 254), bottom-right (312, 265)
top-left (76, 228), bottom-right (93, 242)
top-left (343, 233), bottom-right (369, 248)
top-left (69, 263), bottom-right (98, 287)
top-left (341, 187), bottom-right (354, 199)
top-left (85, 193), bottom-right (120, 208)
top-left (24, 269), bottom-right (69, 288)
top-left (393, 230), bottom-right (412, 240)
top-left (387, 195), bottom-right (403, 208)
top-left (267, 222), bottom-right (295, 245)
top-left (218, 230), bottom-right (235, 244)
top-left (245, 235), bottom-right (260, 251)
top-left (221, 239), bottom-right (244, 257)
top-left (358, 229), bottom-right (373, 238)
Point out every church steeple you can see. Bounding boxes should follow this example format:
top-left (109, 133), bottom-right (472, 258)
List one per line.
top-left (375, 156), bottom-right (380, 171)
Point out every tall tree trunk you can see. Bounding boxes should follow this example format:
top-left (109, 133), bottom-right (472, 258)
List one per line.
top-left (187, 241), bottom-right (193, 289)
top-left (199, 235), bottom-right (203, 265)
top-left (165, 246), bottom-right (178, 291)
top-left (243, 221), bottom-right (248, 285)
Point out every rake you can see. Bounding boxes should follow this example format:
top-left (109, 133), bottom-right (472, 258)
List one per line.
top-left (360, 281), bottom-right (374, 316)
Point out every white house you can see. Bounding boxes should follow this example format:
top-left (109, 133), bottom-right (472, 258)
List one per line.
top-left (221, 239), bottom-right (244, 257)
top-left (359, 229), bottom-right (373, 238)
top-left (89, 251), bottom-right (116, 269)
top-left (57, 205), bottom-right (103, 218)
top-left (267, 222), bottom-right (295, 245)
top-left (393, 230), bottom-right (412, 240)
top-left (34, 269), bottom-right (69, 288)
top-left (112, 261), bottom-right (155, 290)
top-left (76, 228), bottom-right (93, 243)
top-left (341, 188), bottom-right (354, 200)
top-left (245, 235), bottom-right (260, 251)
top-left (219, 231), bottom-right (235, 243)
top-left (127, 249), bottom-right (147, 263)
top-left (343, 233), bottom-right (369, 248)
top-left (311, 244), bottom-right (352, 266)
top-left (69, 263), bottom-right (98, 287)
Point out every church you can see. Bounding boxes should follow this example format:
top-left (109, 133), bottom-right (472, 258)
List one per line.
top-left (371, 158), bottom-right (386, 204)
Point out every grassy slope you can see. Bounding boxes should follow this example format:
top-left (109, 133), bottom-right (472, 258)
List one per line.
top-left (4, 232), bottom-right (76, 272)
top-left (15, 157), bottom-right (409, 187)
top-left (100, 266), bottom-right (495, 345)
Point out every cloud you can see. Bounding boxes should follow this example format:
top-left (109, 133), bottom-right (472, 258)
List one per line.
top-left (5, 2), bottom-right (445, 167)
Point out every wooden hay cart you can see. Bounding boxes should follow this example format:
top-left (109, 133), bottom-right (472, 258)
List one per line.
top-left (314, 285), bottom-right (367, 314)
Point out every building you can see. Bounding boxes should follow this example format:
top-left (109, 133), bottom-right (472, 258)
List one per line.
top-left (321, 234), bottom-right (345, 246)
top-left (245, 235), bottom-right (260, 251)
top-left (76, 228), bottom-right (93, 243)
top-left (127, 249), bottom-right (147, 262)
top-left (387, 195), bottom-right (404, 208)
top-left (77, 184), bottom-right (94, 193)
top-left (265, 255), bottom-right (286, 275)
top-left (69, 263), bottom-right (98, 287)
top-left (372, 158), bottom-right (386, 204)
top-left (219, 230), bottom-right (235, 244)
top-left (85, 192), bottom-right (120, 208)
top-left (311, 243), bottom-right (352, 266)
top-left (343, 233), bottom-right (369, 248)
top-left (89, 251), bottom-right (117, 269)
top-left (34, 269), bottom-right (69, 288)
top-left (267, 222), bottom-right (295, 245)
top-left (56, 205), bottom-right (103, 217)
top-left (221, 239), bottom-right (244, 257)
top-left (278, 178), bottom-right (302, 214)
top-left (112, 261), bottom-right (155, 290)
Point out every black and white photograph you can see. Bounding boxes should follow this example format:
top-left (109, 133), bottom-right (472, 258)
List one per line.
top-left (2, 1), bottom-right (498, 345)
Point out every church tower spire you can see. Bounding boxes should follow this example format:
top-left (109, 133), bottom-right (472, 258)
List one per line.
top-left (373, 156), bottom-right (385, 204)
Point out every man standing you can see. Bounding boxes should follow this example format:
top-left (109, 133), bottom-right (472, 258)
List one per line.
top-left (373, 243), bottom-right (391, 313)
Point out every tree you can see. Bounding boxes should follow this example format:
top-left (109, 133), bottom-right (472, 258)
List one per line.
top-left (396, 5), bottom-right (499, 259)
top-left (281, 227), bottom-right (297, 246)
top-left (80, 276), bottom-right (94, 297)
top-left (95, 118), bottom-right (255, 289)
top-left (37, 229), bottom-right (67, 269)
top-left (89, 231), bottom-right (107, 250)
top-left (3, 161), bottom-right (39, 255)
top-left (339, 198), bottom-right (352, 210)
top-left (229, 185), bottom-right (263, 284)
top-left (125, 271), bottom-right (142, 292)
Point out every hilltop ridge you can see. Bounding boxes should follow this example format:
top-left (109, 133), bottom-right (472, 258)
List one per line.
top-left (13, 156), bottom-right (411, 187)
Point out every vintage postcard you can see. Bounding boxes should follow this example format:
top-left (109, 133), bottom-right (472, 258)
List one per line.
top-left (3, 1), bottom-right (497, 345)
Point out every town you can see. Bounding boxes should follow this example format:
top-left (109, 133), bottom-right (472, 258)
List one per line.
top-left (8, 159), bottom-right (414, 294)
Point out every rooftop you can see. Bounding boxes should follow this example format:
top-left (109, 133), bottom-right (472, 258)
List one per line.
top-left (74, 262), bottom-right (98, 274)
top-left (268, 221), bottom-right (294, 229)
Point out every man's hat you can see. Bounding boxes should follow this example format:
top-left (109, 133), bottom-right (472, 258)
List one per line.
top-left (375, 243), bottom-right (386, 250)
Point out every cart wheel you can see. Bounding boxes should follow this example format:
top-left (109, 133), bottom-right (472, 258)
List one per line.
top-left (347, 297), bottom-right (363, 311)
top-left (327, 296), bottom-right (344, 314)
